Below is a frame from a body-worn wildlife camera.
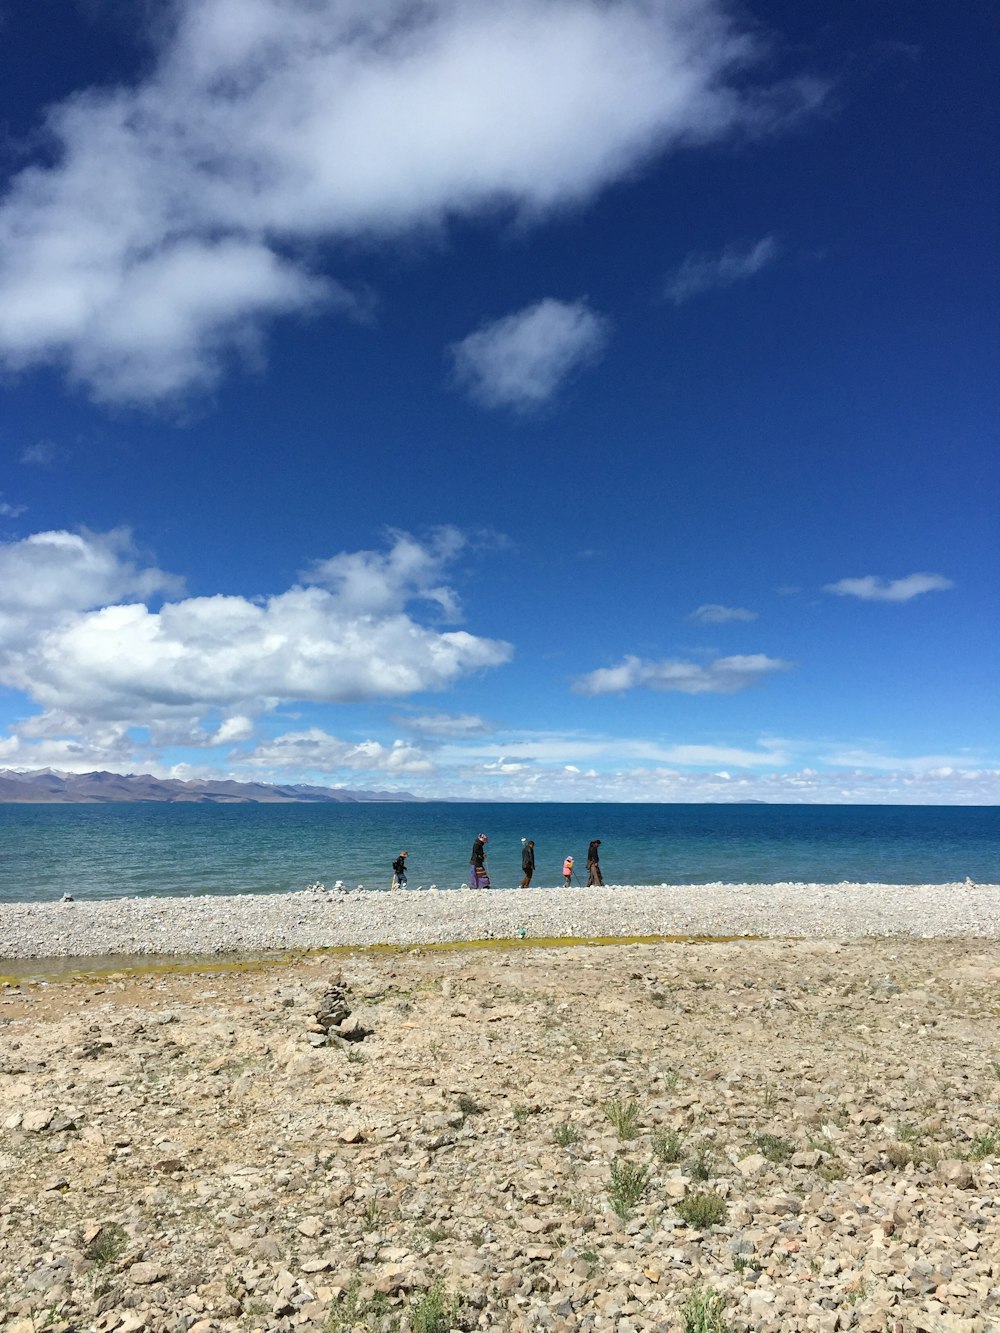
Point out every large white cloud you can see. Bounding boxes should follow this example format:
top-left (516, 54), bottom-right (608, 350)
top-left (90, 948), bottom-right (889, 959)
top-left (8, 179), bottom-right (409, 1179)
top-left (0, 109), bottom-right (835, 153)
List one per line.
top-left (574, 652), bottom-right (792, 695)
top-left (0, 528), bottom-right (511, 731)
top-left (824, 573), bottom-right (955, 602)
top-left (450, 299), bottom-right (609, 409)
top-left (0, 0), bottom-right (821, 402)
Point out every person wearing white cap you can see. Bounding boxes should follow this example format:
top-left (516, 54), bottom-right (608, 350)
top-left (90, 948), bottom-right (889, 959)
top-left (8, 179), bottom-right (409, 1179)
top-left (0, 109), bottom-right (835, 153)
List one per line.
top-left (469, 833), bottom-right (490, 889)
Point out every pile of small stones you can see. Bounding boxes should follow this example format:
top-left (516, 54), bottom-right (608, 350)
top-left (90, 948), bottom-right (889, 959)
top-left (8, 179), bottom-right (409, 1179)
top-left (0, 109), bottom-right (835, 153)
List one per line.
top-left (0, 935), bottom-right (997, 1332)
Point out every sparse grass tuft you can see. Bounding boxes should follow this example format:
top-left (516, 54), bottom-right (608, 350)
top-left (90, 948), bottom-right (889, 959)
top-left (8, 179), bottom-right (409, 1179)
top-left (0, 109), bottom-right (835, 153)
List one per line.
top-left (676, 1191), bottom-right (727, 1230)
top-left (86, 1223), bottom-right (128, 1266)
top-left (689, 1143), bottom-right (716, 1181)
top-left (324, 1280), bottom-right (395, 1332)
top-left (411, 1281), bottom-right (460, 1333)
top-left (608, 1158), bottom-right (650, 1220)
top-left (682, 1284), bottom-right (732, 1333)
top-left (456, 1093), bottom-right (486, 1122)
top-left (604, 1097), bottom-right (641, 1141)
top-left (653, 1127), bottom-right (684, 1163)
top-left (753, 1133), bottom-right (793, 1163)
top-left (553, 1121), bottom-right (580, 1147)
top-left (968, 1125), bottom-right (1000, 1160)
top-left (991, 1060), bottom-right (1000, 1082)
top-left (513, 1104), bottom-right (539, 1127)
top-left (884, 1142), bottom-right (913, 1169)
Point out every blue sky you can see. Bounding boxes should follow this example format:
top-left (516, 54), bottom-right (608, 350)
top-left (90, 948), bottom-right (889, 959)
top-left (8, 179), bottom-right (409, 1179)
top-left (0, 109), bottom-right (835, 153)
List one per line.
top-left (0, 0), bottom-right (996, 803)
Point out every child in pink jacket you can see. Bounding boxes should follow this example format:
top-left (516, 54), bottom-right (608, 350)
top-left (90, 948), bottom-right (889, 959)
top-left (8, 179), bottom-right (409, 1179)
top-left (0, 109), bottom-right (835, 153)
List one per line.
top-left (562, 856), bottom-right (574, 886)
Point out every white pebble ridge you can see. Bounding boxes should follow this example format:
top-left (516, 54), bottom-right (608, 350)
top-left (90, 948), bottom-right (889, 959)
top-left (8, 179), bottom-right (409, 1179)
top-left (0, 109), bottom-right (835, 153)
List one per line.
top-left (1, 880), bottom-right (998, 961)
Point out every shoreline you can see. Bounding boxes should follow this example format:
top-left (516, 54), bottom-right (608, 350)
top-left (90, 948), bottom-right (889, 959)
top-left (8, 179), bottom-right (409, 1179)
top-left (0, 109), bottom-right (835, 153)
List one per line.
top-left (2, 879), bottom-right (997, 962)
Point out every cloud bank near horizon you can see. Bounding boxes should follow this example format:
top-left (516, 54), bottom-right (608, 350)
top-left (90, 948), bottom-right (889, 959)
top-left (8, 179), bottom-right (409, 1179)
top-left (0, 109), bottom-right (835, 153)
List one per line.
top-left (0, 0), bottom-right (822, 403)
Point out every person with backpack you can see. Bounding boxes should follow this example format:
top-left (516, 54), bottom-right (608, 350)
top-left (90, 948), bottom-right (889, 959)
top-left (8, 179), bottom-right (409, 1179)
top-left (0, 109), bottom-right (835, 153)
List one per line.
top-left (586, 839), bottom-right (604, 886)
top-left (391, 850), bottom-right (408, 890)
top-left (469, 834), bottom-right (490, 889)
top-left (520, 838), bottom-right (535, 888)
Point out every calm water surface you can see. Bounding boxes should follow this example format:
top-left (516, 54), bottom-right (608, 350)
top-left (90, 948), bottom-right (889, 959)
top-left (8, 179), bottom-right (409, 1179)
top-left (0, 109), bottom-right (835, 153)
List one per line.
top-left (1, 803), bottom-right (998, 904)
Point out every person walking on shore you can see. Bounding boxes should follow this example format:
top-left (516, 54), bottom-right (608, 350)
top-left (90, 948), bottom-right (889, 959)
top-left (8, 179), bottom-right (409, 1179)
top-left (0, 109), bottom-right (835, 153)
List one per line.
top-left (520, 839), bottom-right (535, 888)
top-left (586, 839), bottom-right (604, 887)
top-left (562, 855), bottom-right (574, 887)
top-left (391, 850), bottom-right (408, 891)
top-left (469, 834), bottom-right (490, 890)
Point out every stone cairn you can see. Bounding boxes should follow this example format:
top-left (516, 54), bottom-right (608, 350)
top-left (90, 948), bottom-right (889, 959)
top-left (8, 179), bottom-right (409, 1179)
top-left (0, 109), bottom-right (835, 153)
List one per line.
top-left (311, 978), bottom-right (369, 1046)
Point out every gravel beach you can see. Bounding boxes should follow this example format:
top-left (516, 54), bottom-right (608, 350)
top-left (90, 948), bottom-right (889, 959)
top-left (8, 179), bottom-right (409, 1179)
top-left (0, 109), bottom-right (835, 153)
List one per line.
top-left (1, 881), bottom-right (998, 963)
top-left (2, 934), bottom-right (998, 1332)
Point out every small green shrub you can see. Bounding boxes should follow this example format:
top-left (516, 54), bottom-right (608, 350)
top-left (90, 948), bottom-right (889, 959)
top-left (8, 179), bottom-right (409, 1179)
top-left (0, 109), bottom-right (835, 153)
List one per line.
top-left (86, 1223), bottom-right (128, 1266)
top-left (753, 1133), bottom-right (793, 1163)
top-left (682, 1285), bottom-right (732, 1333)
top-left (689, 1143), bottom-right (716, 1181)
top-left (608, 1158), bottom-right (650, 1220)
top-left (604, 1097), bottom-right (641, 1140)
top-left (411, 1281), bottom-right (460, 1333)
top-left (553, 1121), bottom-right (580, 1147)
top-left (653, 1128), bottom-right (683, 1163)
top-left (676, 1191), bottom-right (727, 1229)
top-left (968, 1125), bottom-right (999, 1160)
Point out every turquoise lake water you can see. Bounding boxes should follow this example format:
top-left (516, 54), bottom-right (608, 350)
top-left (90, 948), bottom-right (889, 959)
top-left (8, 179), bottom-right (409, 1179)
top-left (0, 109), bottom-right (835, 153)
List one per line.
top-left (1, 802), bottom-right (997, 903)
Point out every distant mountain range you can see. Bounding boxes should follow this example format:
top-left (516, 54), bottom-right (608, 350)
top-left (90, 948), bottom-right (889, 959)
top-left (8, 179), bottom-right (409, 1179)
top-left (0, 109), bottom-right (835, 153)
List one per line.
top-left (0, 769), bottom-right (419, 804)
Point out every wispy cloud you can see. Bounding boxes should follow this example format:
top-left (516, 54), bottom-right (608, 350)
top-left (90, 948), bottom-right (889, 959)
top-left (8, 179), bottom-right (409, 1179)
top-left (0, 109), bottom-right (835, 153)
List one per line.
top-left (687, 603), bottom-right (758, 623)
top-left (396, 713), bottom-right (494, 739)
top-left (824, 573), bottom-right (954, 602)
top-left (0, 495), bottom-right (27, 518)
top-left (20, 441), bottom-right (60, 468)
top-left (0, 1), bottom-right (820, 403)
top-left (450, 299), bottom-right (608, 410)
top-left (574, 652), bottom-right (792, 695)
top-left (665, 234), bottom-right (778, 304)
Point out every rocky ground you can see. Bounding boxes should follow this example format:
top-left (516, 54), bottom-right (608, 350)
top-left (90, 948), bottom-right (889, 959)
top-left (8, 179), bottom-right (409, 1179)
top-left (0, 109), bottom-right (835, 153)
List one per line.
top-left (1, 936), bottom-right (998, 1333)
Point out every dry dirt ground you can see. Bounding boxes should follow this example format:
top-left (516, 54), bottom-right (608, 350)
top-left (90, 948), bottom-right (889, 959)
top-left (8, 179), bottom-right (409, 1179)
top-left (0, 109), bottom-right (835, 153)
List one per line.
top-left (1, 936), bottom-right (998, 1333)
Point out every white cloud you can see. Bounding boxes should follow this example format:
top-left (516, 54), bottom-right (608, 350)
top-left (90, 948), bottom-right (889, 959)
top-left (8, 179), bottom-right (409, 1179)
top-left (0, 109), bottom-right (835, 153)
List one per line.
top-left (20, 441), bottom-right (60, 467)
top-left (0, 528), bottom-right (511, 731)
top-left (574, 652), bottom-right (792, 696)
top-left (450, 298), bottom-right (609, 409)
top-left (398, 712), bottom-right (494, 738)
top-left (0, 495), bottom-right (27, 518)
top-left (824, 573), bottom-right (955, 602)
top-left (0, 0), bottom-right (821, 402)
top-left (0, 529), bottom-right (182, 649)
top-left (241, 729), bottom-right (434, 775)
top-left (666, 233), bottom-right (778, 303)
top-left (687, 603), bottom-right (758, 623)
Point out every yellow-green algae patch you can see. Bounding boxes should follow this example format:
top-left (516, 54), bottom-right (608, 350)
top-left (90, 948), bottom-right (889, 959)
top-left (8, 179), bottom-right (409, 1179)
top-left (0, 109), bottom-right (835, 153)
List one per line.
top-left (0, 930), bottom-right (775, 988)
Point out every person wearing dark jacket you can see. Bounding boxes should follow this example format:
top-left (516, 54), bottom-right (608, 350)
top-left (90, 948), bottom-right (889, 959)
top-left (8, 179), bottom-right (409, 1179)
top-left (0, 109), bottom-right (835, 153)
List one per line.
top-left (469, 833), bottom-right (489, 889)
top-left (520, 839), bottom-right (535, 888)
top-left (586, 839), bottom-right (604, 887)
